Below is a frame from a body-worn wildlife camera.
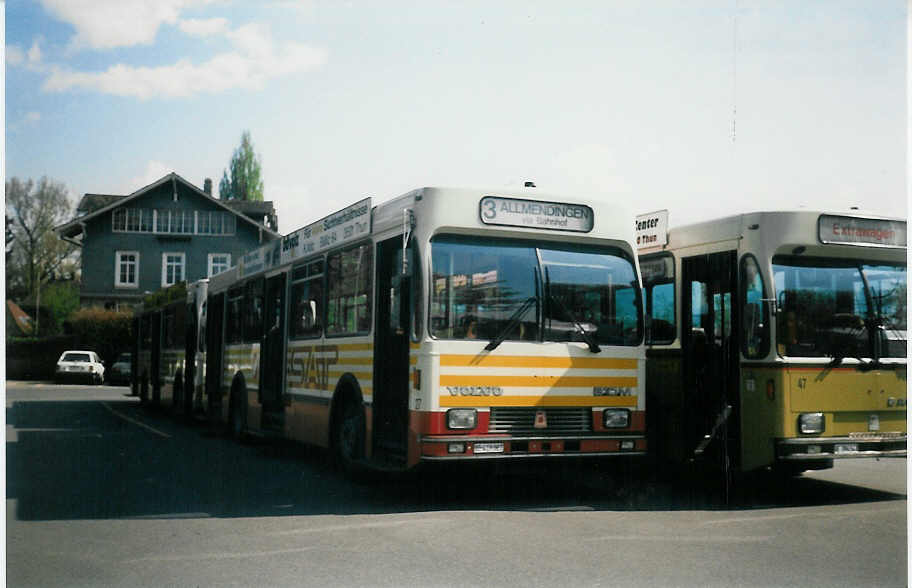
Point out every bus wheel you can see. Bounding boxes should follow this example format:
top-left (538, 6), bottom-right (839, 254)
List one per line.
top-left (333, 398), bottom-right (365, 474)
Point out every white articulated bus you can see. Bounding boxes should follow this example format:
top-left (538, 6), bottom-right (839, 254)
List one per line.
top-left (638, 209), bottom-right (906, 478)
top-left (133, 279), bottom-right (208, 418)
top-left (204, 187), bottom-right (646, 472)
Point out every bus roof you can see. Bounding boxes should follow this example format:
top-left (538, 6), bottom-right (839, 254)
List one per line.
top-left (639, 209), bottom-right (906, 254)
top-left (207, 186), bottom-right (639, 293)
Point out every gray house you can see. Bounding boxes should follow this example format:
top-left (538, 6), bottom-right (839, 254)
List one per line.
top-left (56, 172), bottom-right (281, 309)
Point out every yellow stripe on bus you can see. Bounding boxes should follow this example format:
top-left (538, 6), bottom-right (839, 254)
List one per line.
top-left (439, 375), bottom-right (638, 388)
top-left (328, 371), bottom-right (373, 381)
top-left (336, 343), bottom-right (373, 351)
top-left (440, 395), bottom-right (637, 408)
top-left (334, 357), bottom-right (373, 366)
top-left (439, 355), bottom-right (638, 369)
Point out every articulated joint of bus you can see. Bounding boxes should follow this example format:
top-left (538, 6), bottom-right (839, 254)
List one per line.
top-left (776, 433), bottom-right (907, 461)
top-left (419, 433), bottom-right (647, 460)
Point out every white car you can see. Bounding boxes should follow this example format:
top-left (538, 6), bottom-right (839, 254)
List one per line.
top-left (55, 350), bottom-right (105, 384)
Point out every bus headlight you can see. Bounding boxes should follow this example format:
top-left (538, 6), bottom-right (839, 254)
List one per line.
top-left (603, 409), bottom-right (630, 428)
top-left (799, 412), bottom-right (825, 434)
top-left (447, 408), bottom-right (477, 430)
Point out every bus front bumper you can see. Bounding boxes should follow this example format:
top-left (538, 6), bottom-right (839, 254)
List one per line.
top-left (777, 434), bottom-right (907, 461)
top-left (419, 434), bottom-right (647, 460)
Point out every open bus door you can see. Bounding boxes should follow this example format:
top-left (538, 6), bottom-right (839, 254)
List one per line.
top-left (205, 293), bottom-right (225, 419)
top-left (681, 251), bottom-right (741, 487)
top-left (183, 299), bottom-right (197, 417)
top-left (260, 273), bottom-right (287, 434)
top-left (373, 237), bottom-right (413, 464)
top-left (150, 311), bottom-right (162, 406)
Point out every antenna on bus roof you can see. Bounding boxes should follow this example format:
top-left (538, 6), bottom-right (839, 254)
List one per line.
top-left (524, 181), bottom-right (536, 188)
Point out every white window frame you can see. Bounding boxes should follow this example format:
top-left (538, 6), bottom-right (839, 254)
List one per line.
top-left (114, 251), bottom-right (139, 288)
top-left (207, 253), bottom-right (231, 277)
top-left (161, 252), bottom-right (186, 287)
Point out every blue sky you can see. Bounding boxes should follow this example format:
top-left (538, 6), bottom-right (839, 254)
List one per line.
top-left (5, 0), bottom-right (907, 233)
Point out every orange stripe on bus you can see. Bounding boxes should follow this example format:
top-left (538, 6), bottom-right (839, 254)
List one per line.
top-left (438, 375), bottom-right (637, 388)
top-left (439, 395), bottom-right (638, 408)
top-left (439, 355), bottom-right (637, 369)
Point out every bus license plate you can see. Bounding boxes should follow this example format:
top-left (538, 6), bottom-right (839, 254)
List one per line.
top-left (868, 415), bottom-right (880, 431)
top-left (835, 444), bottom-right (858, 454)
top-left (474, 442), bottom-right (505, 454)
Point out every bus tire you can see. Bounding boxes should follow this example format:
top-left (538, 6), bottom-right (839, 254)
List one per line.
top-left (332, 395), bottom-right (365, 475)
top-left (228, 378), bottom-right (247, 441)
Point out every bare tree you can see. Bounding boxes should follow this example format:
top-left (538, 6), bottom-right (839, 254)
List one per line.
top-left (5, 177), bottom-right (77, 302)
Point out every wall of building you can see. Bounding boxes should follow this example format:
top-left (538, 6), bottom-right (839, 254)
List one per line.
top-left (80, 180), bottom-right (271, 306)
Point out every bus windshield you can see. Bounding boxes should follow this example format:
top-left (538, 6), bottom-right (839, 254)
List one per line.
top-left (773, 256), bottom-right (906, 359)
top-left (431, 235), bottom-right (642, 345)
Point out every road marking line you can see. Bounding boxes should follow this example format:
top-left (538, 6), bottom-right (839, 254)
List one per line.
top-left (584, 534), bottom-right (774, 543)
top-left (701, 505), bottom-right (905, 526)
top-left (270, 517), bottom-right (451, 535)
top-left (123, 546), bottom-right (321, 562)
top-left (101, 402), bottom-right (171, 439)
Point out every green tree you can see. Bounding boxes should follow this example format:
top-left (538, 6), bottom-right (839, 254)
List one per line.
top-left (40, 281), bottom-right (81, 335)
top-left (6, 177), bottom-right (78, 303)
top-left (219, 130), bottom-right (264, 201)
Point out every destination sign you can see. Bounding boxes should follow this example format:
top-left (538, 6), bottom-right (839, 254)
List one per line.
top-left (639, 255), bottom-right (674, 282)
top-left (479, 196), bottom-right (593, 233)
top-left (239, 198), bottom-right (372, 278)
top-left (635, 210), bottom-right (668, 249)
top-left (818, 215), bottom-right (906, 248)
top-left (280, 198), bottom-right (372, 266)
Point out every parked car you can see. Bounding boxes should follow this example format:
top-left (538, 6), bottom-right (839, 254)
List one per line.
top-left (106, 352), bottom-right (132, 386)
top-left (55, 350), bottom-right (105, 384)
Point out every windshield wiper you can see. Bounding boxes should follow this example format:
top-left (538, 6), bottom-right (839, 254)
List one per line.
top-left (485, 296), bottom-right (537, 352)
top-left (548, 293), bottom-right (601, 353)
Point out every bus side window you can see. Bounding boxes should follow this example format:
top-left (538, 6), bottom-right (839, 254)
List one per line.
top-left (226, 287), bottom-right (244, 343)
top-left (244, 279), bottom-right (264, 342)
top-left (650, 282), bottom-right (675, 343)
top-left (326, 243), bottom-right (373, 336)
top-left (290, 276), bottom-right (323, 339)
top-left (740, 254), bottom-right (770, 359)
top-left (640, 254), bottom-right (675, 345)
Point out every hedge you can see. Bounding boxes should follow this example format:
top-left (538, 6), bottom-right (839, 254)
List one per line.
top-left (7, 308), bottom-right (134, 380)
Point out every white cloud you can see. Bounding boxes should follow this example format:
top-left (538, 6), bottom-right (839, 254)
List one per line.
top-left (6, 45), bottom-right (25, 66)
top-left (127, 161), bottom-right (176, 193)
top-left (39, 0), bottom-right (218, 50)
top-left (178, 17), bottom-right (229, 37)
top-left (7, 38), bottom-right (45, 69)
top-left (42, 29), bottom-right (328, 99)
top-left (27, 41), bottom-right (42, 64)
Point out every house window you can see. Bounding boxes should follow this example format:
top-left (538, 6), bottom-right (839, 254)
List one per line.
top-left (113, 209), bottom-right (126, 231)
top-left (197, 211), bottom-right (237, 236)
top-left (208, 253), bottom-right (231, 277)
top-left (162, 252), bottom-right (186, 287)
top-left (115, 251), bottom-right (139, 288)
top-left (113, 208), bottom-right (153, 233)
top-left (112, 205), bottom-right (239, 236)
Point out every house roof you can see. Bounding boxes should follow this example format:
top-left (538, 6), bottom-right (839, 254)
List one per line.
top-left (76, 194), bottom-right (127, 215)
top-left (6, 300), bottom-right (34, 336)
top-left (55, 172), bottom-right (282, 240)
top-left (224, 200), bottom-right (276, 215)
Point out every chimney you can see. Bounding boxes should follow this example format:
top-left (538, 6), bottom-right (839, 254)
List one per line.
top-left (203, 178), bottom-right (213, 196)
